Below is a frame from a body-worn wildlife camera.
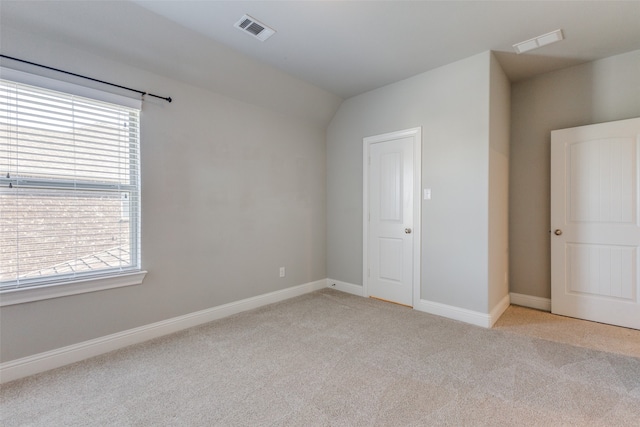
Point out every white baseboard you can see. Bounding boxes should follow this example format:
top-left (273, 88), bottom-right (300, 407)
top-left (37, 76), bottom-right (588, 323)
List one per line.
top-left (326, 279), bottom-right (511, 329)
top-left (326, 279), bottom-right (363, 296)
top-left (489, 294), bottom-right (511, 327)
top-left (510, 292), bottom-right (551, 312)
top-left (0, 279), bottom-right (327, 384)
top-left (414, 293), bottom-right (510, 328)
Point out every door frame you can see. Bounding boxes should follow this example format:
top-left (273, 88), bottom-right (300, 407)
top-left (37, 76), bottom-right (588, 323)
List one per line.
top-left (363, 127), bottom-right (422, 306)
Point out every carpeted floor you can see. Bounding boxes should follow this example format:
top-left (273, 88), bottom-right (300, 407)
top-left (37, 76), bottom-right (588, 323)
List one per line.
top-left (1, 289), bottom-right (639, 426)
top-left (495, 304), bottom-right (640, 359)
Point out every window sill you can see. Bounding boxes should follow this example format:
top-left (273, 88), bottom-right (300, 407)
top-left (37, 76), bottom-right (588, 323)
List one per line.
top-left (0, 271), bottom-right (147, 307)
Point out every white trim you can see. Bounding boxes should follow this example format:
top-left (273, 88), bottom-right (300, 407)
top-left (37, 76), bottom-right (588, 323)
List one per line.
top-left (326, 279), bottom-right (364, 296)
top-left (414, 299), bottom-right (490, 328)
top-left (362, 136), bottom-right (370, 298)
top-left (414, 293), bottom-right (510, 328)
top-left (0, 271), bottom-right (147, 307)
top-left (411, 130), bottom-right (422, 307)
top-left (509, 292), bottom-right (551, 312)
top-left (489, 294), bottom-right (511, 327)
top-left (0, 279), bottom-right (326, 384)
top-left (362, 127), bottom-right (422, 305)
top-left (0, 67), bottom-right (142, 109)
top-left (325, 279), bottom-right (512, 328)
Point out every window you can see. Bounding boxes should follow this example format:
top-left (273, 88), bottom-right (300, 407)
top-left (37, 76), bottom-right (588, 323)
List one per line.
top-left (0, 70), bottom-right (145, 305)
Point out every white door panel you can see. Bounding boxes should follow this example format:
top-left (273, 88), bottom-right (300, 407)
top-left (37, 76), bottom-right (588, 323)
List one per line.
top-left (378, 237), bottom-right (404, 282)
top-left (551, 117), bottom-right (640, 329)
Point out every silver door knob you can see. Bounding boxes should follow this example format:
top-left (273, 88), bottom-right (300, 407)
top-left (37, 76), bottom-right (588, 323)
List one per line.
top-left (405, 228), bottom-right (412, 234)
top-left (554, 229), bottom-right (562, 236)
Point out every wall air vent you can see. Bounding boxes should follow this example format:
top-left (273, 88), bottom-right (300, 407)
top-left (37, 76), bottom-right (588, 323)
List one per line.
top-left (234, 15), bottom-right (276, 42)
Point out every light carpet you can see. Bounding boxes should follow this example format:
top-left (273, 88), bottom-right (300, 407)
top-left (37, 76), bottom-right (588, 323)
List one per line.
top-left (495, 304), bottom-right (640, 359)
top-left (1, 289), bottom-right (639, 426)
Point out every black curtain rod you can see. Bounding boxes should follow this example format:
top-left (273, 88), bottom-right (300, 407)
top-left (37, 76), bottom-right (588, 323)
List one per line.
top-left (0, 54), bottom-right (172, 103)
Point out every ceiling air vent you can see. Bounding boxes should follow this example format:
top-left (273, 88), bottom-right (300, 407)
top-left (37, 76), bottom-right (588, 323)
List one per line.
top-left (513, 29), bottom-right (564, 54)
top-left (234, 15), bottom-right (276, 42)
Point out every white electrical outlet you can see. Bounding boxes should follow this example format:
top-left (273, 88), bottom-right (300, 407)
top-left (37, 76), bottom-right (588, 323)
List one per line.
top-left (279, 267), bottom-right (285, 277)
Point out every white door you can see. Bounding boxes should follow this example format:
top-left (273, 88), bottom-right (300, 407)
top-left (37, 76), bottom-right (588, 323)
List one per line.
top-left (551, 117), bottom-right (640, 330)
top-left (364, 128), bottom-right (420, 307)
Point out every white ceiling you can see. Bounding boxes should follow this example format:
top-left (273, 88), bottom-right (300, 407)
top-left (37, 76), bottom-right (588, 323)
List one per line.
top-left (132, 0), bottom-right (640, 98)
top-left (3, 1), bottom-right (640, 99)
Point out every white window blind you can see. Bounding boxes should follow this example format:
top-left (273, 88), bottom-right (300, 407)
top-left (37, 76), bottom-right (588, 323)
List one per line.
top-left (0, 77), bottom-right (141, 291)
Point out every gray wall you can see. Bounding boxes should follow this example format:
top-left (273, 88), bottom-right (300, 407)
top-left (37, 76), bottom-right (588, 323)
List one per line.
top-left (0, 24), bottom-right (340, 362)
top-left (509, 49), bottom-right (640, 299)
top-left (327, 51), bottom-right (510, 314)
top-left (488, 55), bottom-right (511, 310)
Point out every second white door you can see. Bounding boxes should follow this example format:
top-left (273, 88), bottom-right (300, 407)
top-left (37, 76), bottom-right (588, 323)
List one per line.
top-left (365, 129), bottom-right (418, 307)
top-left (551, 117), bottom-right (640, 329)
